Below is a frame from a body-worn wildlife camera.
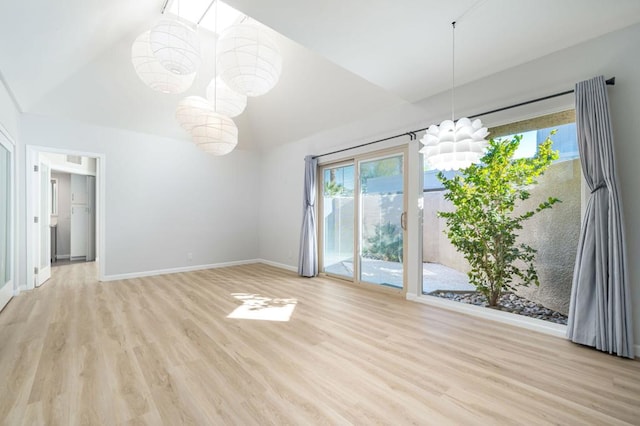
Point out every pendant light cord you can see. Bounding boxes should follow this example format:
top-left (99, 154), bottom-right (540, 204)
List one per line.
top-left (449, 0), bottom-right (487, 123)
top-left (213, 0), bottom-right (218, 110)
top-left (451, 21), bottom-right (456, 122)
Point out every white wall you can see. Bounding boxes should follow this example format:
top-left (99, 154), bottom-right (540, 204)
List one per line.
top-left (20, 114), bottom-right (260, 279)
top-left (258, 23), bottom-right (640, 346)
top-left (0, 77), bottom-right (19, 141)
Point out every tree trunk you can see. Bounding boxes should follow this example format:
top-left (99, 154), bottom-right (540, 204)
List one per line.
top-left (489, 290), bottom-right (500, 307)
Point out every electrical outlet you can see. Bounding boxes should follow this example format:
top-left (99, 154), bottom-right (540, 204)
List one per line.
top-left (187, 252), bottom-right (193, 261)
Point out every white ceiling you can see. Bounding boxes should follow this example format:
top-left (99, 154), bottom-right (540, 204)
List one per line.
top-left (1, 0), bottom-right (640, 151)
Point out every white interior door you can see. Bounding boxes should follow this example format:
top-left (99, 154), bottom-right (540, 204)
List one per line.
top-left (0, 138), bottom-right (13, 310)
top-left (70, 174), bottom-right (88, 260)
top-left (35, 157), bottom-right (51, 287)
top-left (86, 176), bottom-right (96, 262)
top-left (70, 204), bottom-right (87, 260)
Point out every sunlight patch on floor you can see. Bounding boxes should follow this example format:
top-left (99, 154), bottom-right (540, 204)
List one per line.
top-left (227, 293), bottom-right (298, 322)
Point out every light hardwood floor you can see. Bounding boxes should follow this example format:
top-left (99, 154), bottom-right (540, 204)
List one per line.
top-left (1, 262), bottom-right (639, 425)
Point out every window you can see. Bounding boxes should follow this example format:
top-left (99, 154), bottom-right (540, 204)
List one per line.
top-left (421, 110), bottom-right (580, 324)
top-left (424, 111), bottom-right (578, 192)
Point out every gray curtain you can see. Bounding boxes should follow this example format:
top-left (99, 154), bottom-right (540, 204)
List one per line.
top-left (567, 75), bottom-right (634, 358)
top-left (298, 155), bottom-right (318, 277)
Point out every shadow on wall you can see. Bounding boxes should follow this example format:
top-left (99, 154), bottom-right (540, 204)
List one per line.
top-left (423, 159), bottom-right (581, 314)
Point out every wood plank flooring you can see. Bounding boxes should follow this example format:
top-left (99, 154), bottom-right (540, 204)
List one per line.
top-left (1, 262), bottom-right (639, 425)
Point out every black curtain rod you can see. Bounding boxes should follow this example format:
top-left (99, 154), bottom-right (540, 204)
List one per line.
top-left (313, 77), bottom-right (615, 160)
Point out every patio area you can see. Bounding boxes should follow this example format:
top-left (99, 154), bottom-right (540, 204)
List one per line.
top-left (323, 258), bottom-right (473, 292)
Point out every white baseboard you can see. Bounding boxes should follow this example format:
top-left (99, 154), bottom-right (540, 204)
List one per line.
top-left (407, 293), bottom-right (567, 338)
top-left (256, 258), bottom-right (297, 273)
top-left (101, 259), bottom-right (261, 282)
top-left (101, 258), bottom-right (298, 282)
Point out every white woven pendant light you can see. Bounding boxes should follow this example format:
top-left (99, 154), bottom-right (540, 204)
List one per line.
top-left (191, 112), bottom-right (238, 156)
top-left (206, 76), bottom-right (247, 117)
top-left (175, 96), bottom-right (215, 131)
top-left (175, 97), bottom-right (239, 156)
top-left (217, 23), bottom-right (282, 97)
top-left (421, 118), bottom-right (489, 170)
top-left (131, 31), bottom-right (195, 94)
top-left (150, 18), bottom-right (201, 75)
top-left (420, 21), bottom-right (488, 170)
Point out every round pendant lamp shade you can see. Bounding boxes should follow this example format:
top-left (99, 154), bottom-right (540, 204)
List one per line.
top-left (419, 118), bottom-right (489, 170)
top-left (206, 76), bottom-right (247, 118)
top-left (217, 24), bottom-right (282, 97)
top-left (150, 19), bottom-right (201, 76)
top-left (191, 112), bottom-right (238, 156)
top-left (131, 31), bottom-right (195, 94)
top-left (175, 96), bottom-right (215, 131)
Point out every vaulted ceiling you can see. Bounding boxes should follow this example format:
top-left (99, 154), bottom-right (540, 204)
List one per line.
top-left (1, 0), bottom-right (639, 151)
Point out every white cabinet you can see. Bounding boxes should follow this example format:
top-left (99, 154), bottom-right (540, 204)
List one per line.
top-left (70, 175), bottom-right (95, 260)
top-left (70, 174), bottom-right (87, 205)
top-left (70, 204), bottom-right (87, 259)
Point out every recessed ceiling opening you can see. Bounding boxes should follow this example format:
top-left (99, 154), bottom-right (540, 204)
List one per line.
top-left (165, 0), bottom-right (245, 33)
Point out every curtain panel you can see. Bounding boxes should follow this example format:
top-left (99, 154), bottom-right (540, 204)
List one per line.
top-left (567, 75), bottom-right (634, 358)
top-left (298, 155), bottom-right (318, 277)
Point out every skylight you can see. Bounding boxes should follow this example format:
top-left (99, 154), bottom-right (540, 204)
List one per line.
top-left (166, 0), bottom-right (245, 34)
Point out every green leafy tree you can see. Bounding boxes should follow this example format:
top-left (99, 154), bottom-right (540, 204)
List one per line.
top-left (437, 134), bottom-right (560, 306)
top-left (362, 222), bottom-right (402, 262)
top-left (360, 157), bottom-right (402, 193)
top-left (324, 180), bottom-right (345, 197)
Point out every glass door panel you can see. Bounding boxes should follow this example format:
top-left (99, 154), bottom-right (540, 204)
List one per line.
top-left (358, 154), bottom-right (404, 288)
top-left (321, 164), bottom-right (355, 279)
top-left (0, 144), bottom-right (9, 289)
top-left (0, 140), bottom-right (12, 311)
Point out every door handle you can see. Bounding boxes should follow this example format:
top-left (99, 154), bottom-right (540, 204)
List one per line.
top-left (400, 212), bottom-right (407, 230)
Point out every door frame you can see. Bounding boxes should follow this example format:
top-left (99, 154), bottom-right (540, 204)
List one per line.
top-left (26, 146), bottom-right (106, 288)
top-left (0, 124), bottom-right (16, 311)
top-left (318, 146), bottom-right (408, 294)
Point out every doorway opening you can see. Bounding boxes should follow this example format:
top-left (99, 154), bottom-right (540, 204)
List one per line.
top-left (26, 147), bottom-right (105, 288)
top-left (50, 168), bottom-right (96, 267)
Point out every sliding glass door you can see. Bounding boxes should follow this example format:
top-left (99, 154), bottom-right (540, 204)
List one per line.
top-left (320, 149), bottom-right (406, 290)
top-left (321, 163), bottom-right (355, 280)
top-left (358, 154), bottom-right (404, 288)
